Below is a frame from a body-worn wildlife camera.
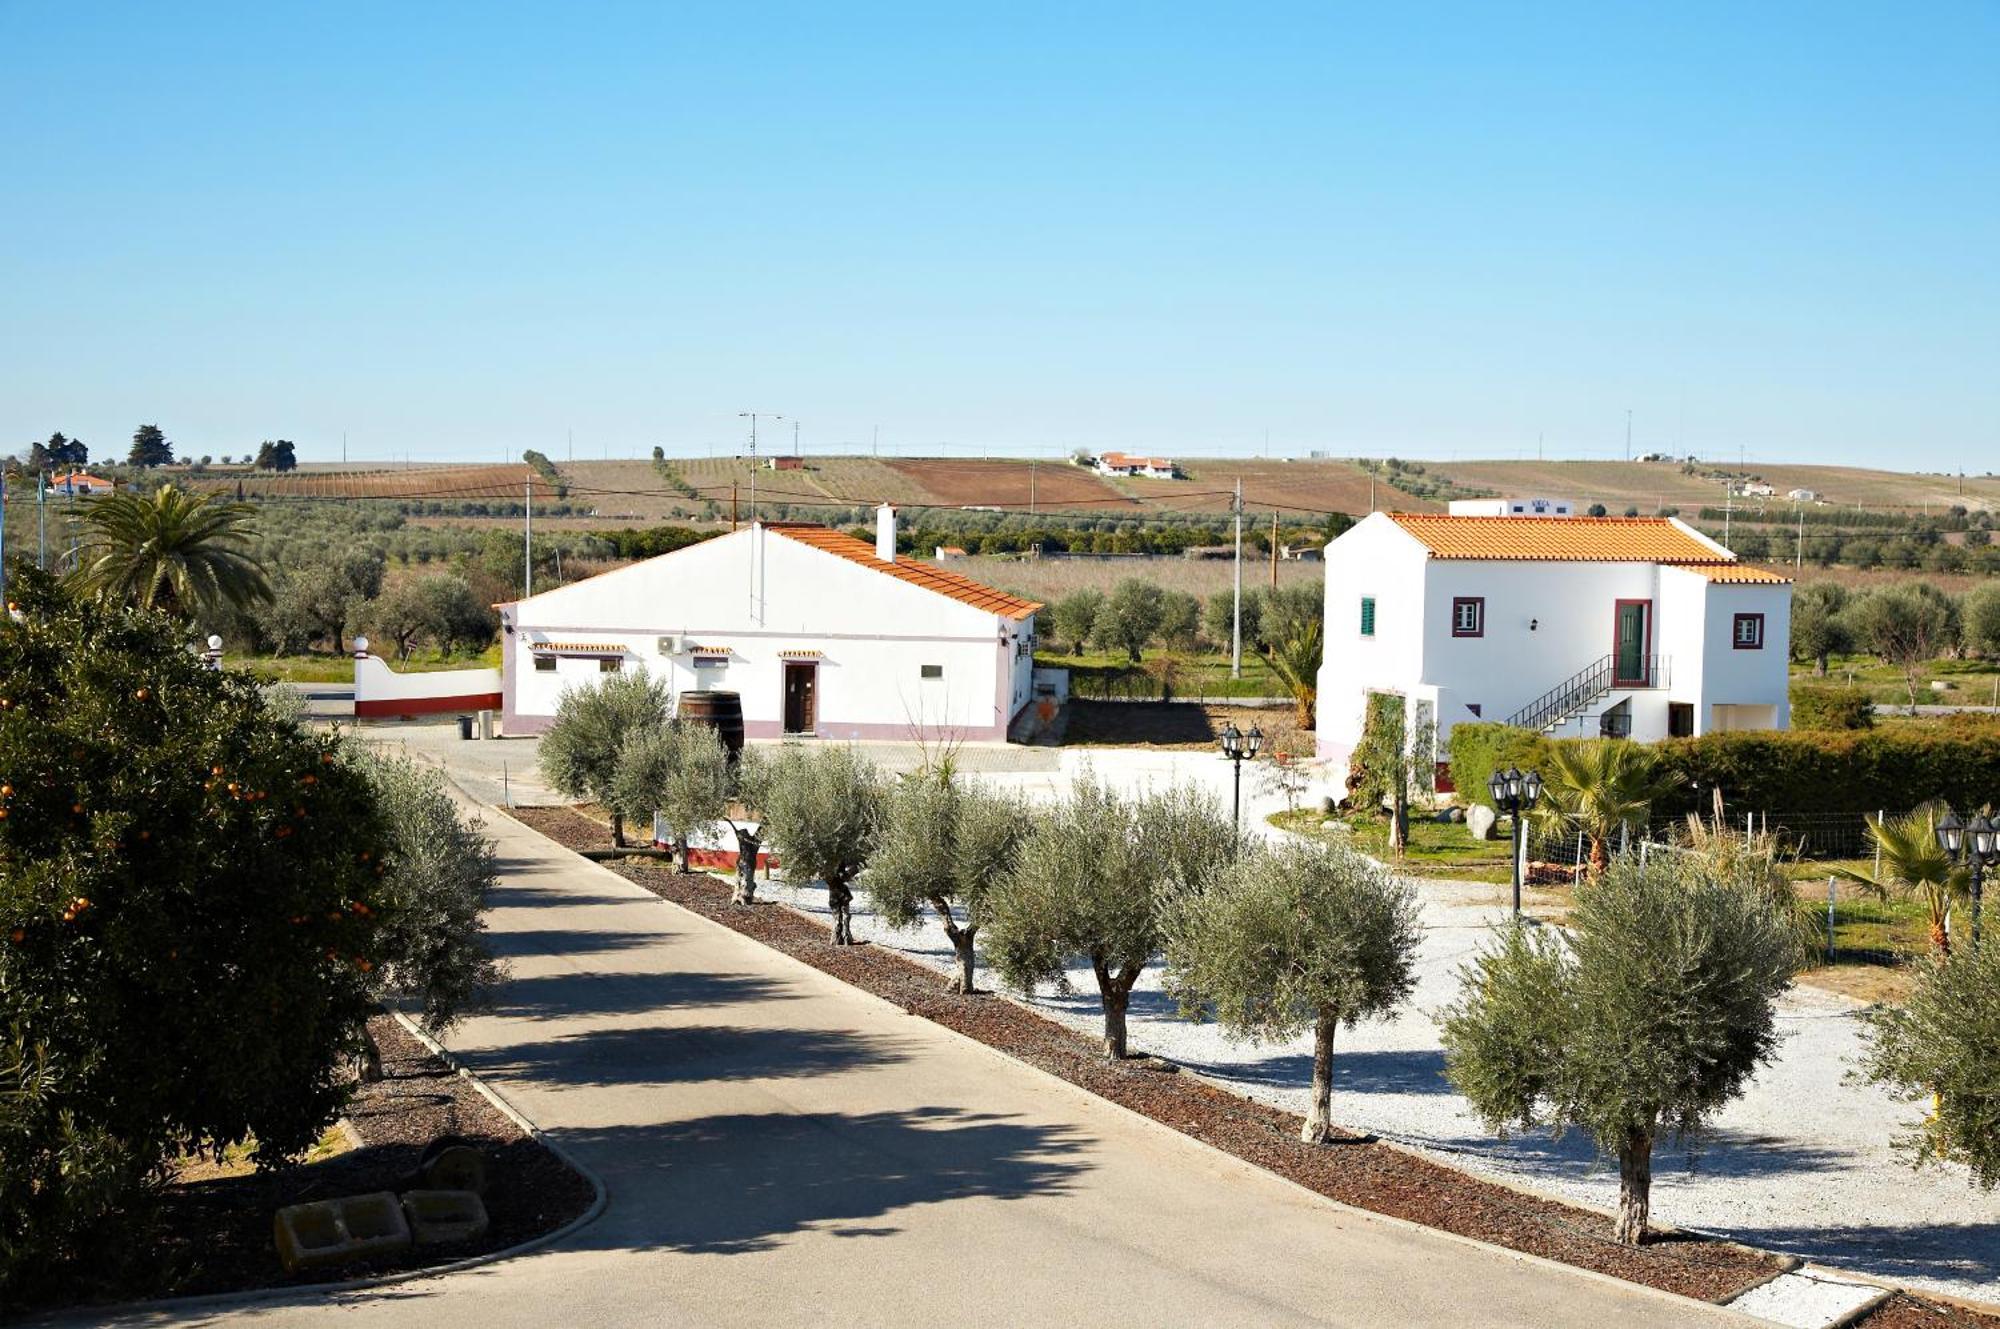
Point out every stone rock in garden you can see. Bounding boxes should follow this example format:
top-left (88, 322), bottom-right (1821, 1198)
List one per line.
top-left (1465, 804), bottom-right (1497, 841)
top-left (1448, 806), bottom-right (1466, 823)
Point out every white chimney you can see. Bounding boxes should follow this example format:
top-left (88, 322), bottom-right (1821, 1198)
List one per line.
top-left (876, 503), bottom-right (897, 562)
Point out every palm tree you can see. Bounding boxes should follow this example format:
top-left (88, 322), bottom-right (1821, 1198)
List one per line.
top-left (1837, 805), bottom-right (1967, 956)
top-left (72, 485), bottom-right (270, 619)
top-left (1265, 618), bottom-right (1322, 728)
top-left (1530, 740), bottom-right (1678, 877)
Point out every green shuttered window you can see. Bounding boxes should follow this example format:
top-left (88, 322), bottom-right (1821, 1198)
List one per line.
top-left (1360, 596), bottom-right (1376, 637)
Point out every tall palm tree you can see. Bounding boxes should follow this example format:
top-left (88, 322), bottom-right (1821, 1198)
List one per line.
top-left (1837, 805), bottom-right (1967, 956)
top-left (72, 485), bottom-right (270, 619)
top-left (1265, 618), bottom-right (1322, 728)
top-left (1530, 740), bottom-right (1679, 877)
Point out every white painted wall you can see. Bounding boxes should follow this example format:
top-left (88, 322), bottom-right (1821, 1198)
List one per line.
top-left (501, 525), bottom-right (1035, 740)
top-left (1317, 515), bottom-right (1794, 766)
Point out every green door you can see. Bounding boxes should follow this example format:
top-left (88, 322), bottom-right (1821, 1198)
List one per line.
top-left (1614, 601), bottom-right (1649, 685)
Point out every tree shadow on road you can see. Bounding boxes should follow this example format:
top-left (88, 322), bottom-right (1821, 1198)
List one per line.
top-left (490, 969), bottom-right (797, 1023)
top-left (488, 1023), bottom-right (912, 1088)
top-left (564, 1107), bottom-right (1093, 1255)
top-left (484, 928), bottom-right (668, 960)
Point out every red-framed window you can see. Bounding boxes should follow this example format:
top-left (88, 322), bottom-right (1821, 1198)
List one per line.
top-left (1732, 612), bottom-right (1765, 650)
top-left (1451, 597), bottom-right (1485, 637)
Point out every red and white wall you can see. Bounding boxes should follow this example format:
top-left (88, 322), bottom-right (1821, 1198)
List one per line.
top-left (354, 653), bottom-right (503, 719)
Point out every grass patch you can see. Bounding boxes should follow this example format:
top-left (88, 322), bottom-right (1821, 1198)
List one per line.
top-left (1793, 652), bottom-right (2000, 707)
top-left (1038, 648), bottom-right (1289, 700)
top-left (1269, 807), bottom-right (1518, 883)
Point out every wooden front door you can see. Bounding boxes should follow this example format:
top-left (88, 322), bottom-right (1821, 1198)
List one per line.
top-left (782, 662), bottom-right (817, 734)
top-left (1613, 600), bottom-right (1651, 686)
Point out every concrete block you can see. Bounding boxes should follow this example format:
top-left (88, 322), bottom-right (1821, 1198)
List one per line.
top-left (273, 1191), bottom-right (412, 1272)
top-left (400, 1189), bottom-right (490, 1246)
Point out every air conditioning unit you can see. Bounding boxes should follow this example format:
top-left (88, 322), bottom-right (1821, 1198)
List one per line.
top-left (658, 635), bottom-right (684, 656)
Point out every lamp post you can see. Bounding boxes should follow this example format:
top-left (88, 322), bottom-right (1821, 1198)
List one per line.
top-left (1488, 765), bottom-right (1544, 921)
top-left (1936, 811), bottom-right (1999, 951)
top-left (1219, 722), bottom-right (1264, 829)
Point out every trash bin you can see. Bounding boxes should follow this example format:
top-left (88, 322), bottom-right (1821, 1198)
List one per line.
top-left (477, 709), bottom-right (495, 740)
top-left (457, 714), bottom-right (474, 740)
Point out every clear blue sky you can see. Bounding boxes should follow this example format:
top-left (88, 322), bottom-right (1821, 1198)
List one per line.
top-left (3, 2), bottom-right (1994, 469)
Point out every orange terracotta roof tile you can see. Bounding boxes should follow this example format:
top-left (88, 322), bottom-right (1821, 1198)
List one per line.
top-left (1386, 513), bottom-right (1736, 565)
top-left (765, 524), bottom-right (1043, 620)
top-left (1677, 563), bottom-right (1793, 584)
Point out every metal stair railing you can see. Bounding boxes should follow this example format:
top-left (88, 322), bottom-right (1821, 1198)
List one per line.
top-left (1505, 655), bottom-right (1671, 734)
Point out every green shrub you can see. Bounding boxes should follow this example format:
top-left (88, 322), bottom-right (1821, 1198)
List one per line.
top-left (1444, 722), bottom-right (1552, 808)
top-left (0, 571), bottom-right (393, 1299)
top-left (1789, 683), bottom-right (1875, 731)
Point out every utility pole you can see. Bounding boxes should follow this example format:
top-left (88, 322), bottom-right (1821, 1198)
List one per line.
top-left (524, 481), bottom-right (533, 598)
top-left (1723, 480), bottom-right (1733, 545)
top-left (731, 481), bottom-right (739, 531)
top-left (1795, 502), bottom-right (1805, 568)
top-left (739, 412), bottom-right (780, 525)
top-left (792, 419), bottom-right (800, 458)
top-left (1231, 478), bottom-right (1244, 680)
top-left (1030, 461), bottom-right (1037, 515)
top-left (1270, 509), bottom-right (1279, 589)
top-left (37, 471), bottom-right (46, 569)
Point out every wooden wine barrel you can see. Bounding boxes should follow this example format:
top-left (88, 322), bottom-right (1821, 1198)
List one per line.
top-left (677, 690), bottom-right (745, 762)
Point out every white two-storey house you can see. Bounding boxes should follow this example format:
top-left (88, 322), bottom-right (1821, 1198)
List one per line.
top-left (1314, 512), bottom-right (1792, 776)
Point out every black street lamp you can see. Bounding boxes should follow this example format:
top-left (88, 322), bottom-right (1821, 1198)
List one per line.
top-left (1488, 765), bottom-right (1544, 921)
top-left (1935, 810), bottom-right (1999, 951)
top-left (1219, 722), bottom-right (1264, 828)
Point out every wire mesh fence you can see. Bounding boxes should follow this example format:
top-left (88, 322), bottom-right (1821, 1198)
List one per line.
top-left (1506, 808), bottom-right (1884, 882)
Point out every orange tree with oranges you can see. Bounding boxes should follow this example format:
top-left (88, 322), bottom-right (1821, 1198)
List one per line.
top-left (0, 567), bottom-right (394, 1300)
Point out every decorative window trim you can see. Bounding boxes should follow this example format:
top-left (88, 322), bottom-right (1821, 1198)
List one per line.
top-left (1451, 597), bottom-right (1485, 638)
top-left (1732, 612), bottom-right (1765, 650)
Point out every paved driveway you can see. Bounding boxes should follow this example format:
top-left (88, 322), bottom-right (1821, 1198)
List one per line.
top-left (104, 793), bottom-right (1756, 1329)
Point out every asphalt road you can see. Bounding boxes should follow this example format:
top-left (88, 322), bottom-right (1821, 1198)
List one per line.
top-left (91, 793), bottom-right (1770, 1329)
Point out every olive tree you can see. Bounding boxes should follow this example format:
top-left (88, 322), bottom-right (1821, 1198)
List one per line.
top-left (867, 774), bottom-right (1029, 994)
top-left (1862, 941), bottom-right (2000, 1188)
top-left (760, 744), bottom-right (885, 943)
top-left (537, 669), bottom-right (672, 846)
top-left (986, 779), bottom-right (1238, 1058)
top-left (1440, 857), bottom-right (1795, 1244)
top-left (1165, 839), bottom-right (1422, 1142)
top-left (345, 749), bottom-right (504, 1032)
top-left (611, 723), bottom-right (771, 901)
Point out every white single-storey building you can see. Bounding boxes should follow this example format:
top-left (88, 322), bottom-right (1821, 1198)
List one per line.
top-left (1314, 512), bottom-right (1792, 775)
top-left (1447, 496), bottom-right (1577, 517)
top-left (498, 506), bottom-right (1042, 742)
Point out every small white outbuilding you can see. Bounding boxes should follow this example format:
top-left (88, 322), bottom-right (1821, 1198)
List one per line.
top-left (1314, 512), bottom-right (1793, 774)
top-left (499, 506), bottom-right (1042, 741)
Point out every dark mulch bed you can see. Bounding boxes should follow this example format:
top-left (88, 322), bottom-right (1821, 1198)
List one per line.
top-left (1857, 1294), bottom-right (2000, 1329)
top-left (20, 1014), bottom-right (594, 1316)
top-left (510, 803), bottom-right (1782, 1304)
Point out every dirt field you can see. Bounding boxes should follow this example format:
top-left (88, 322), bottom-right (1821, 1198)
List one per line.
top-left (189, 463), bottom-right (562, 503)
top-left (886, 457), bottom-right (1138, 510)
top-left (1425, 459), bottom-right (2000, 514)
top-left (978, 553), bottom-right (1322, 602)
top-left (1116, 458), bottom-right (1440, 516)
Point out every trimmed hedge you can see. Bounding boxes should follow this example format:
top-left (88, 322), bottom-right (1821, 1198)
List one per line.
top-left (1446, 723), bottom-right (1554, 808)
top-left (1789, 684), bottom-right (1874, 731)
top-left (1447, 717), bottom-right (2000, 817)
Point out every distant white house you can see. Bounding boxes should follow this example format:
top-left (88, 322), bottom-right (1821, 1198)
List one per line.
top-left (498, 506), bottom-right (1042, 742)
top-left (1094, 452), bottom-right (1179, 479)
top-left (1314, 513), bottom-right (1793, 778)
top-left (1786, 488), bottom-right (1819, 502)
top-left (1447, 496), bottom-right (1576, 517)
top-left (1737, 481), bottom-right (1777, 498)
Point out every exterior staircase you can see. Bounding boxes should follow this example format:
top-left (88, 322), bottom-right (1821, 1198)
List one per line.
top-left (1507, 654), bottom-right (1669, 735)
